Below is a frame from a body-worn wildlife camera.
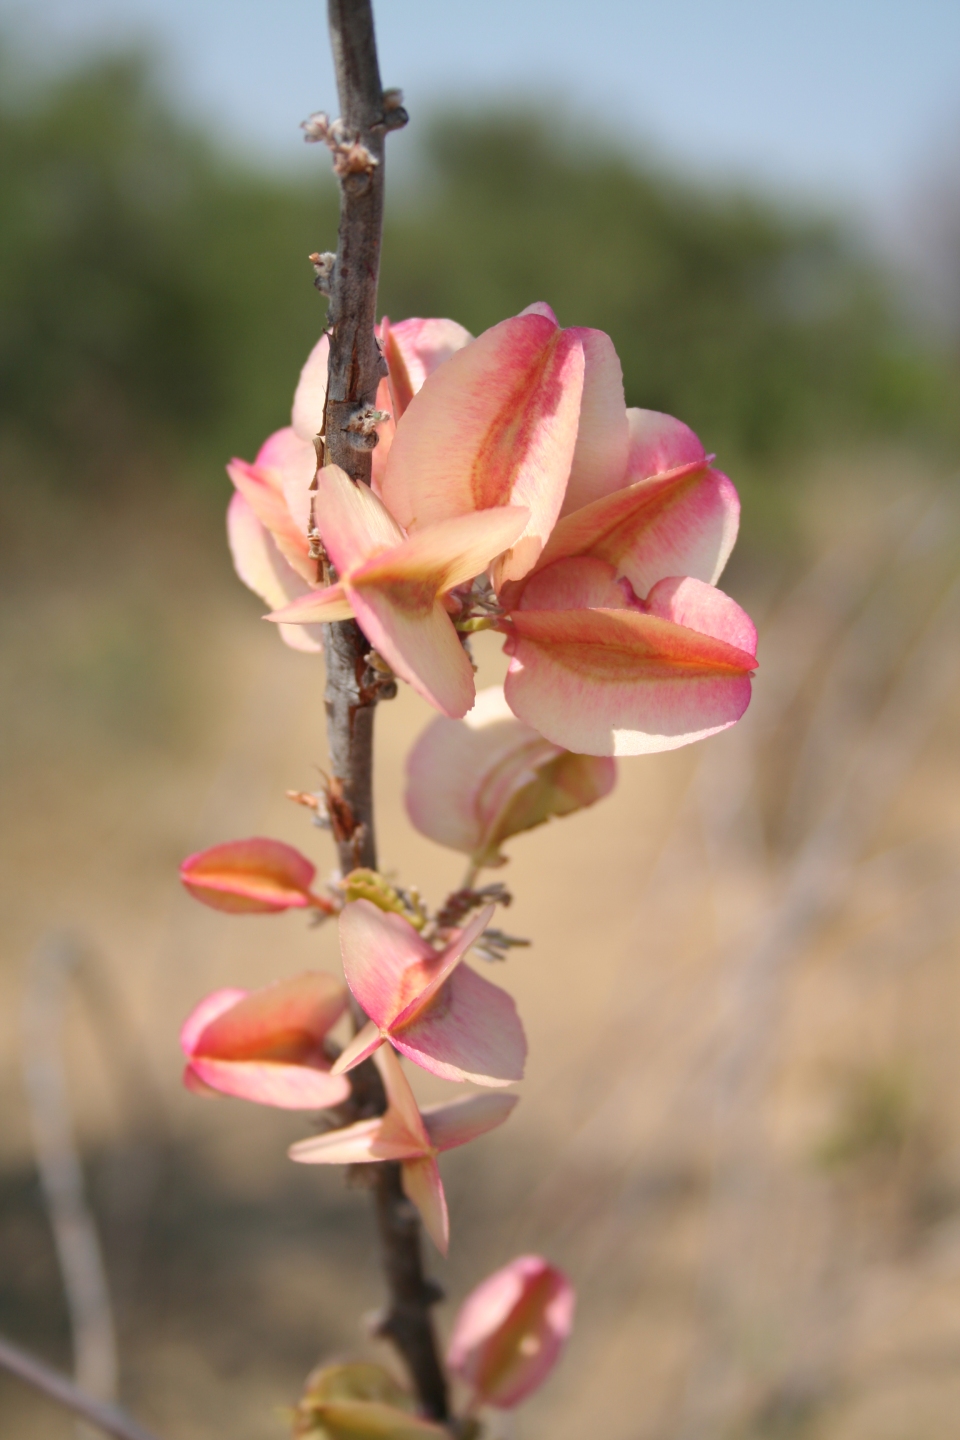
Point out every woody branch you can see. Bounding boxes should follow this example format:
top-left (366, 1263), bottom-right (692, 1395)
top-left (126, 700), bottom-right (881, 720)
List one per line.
top-left (317, 0), bottom-right (449, 1422)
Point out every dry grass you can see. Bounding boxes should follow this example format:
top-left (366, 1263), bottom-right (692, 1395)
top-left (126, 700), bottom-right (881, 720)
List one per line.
top-left (4, 457), bottom-right (960, 1440)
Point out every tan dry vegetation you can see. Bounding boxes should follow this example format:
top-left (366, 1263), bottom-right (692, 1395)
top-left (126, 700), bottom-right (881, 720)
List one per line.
top-left (3, 460), bottom-right (960, 1440)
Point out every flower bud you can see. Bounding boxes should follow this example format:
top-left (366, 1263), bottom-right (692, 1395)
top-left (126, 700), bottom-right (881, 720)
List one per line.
top-left (180, 837), bottom-right (331, 914)
top-left (447, 1254), bottom-right (575, 1409)
top-left (405, 687), bottom-right (616, 867)
top-left (293, 1362), bottom-right (448, 1439)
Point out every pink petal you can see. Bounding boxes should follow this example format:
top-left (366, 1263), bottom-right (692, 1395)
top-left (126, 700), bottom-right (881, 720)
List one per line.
top-left (519, 301), bottom-right (558, 322)
top-left (447, 1255), bottom-right (575, 1409)
top-left (382, 316), bottom-right (474, 415)
top-left (370, 373), bottom-right (396, 494)
top-left (256, 426), bottom-right (319, 541)
top-left (338, 900), bottom-right (439, 1028)
top-left (350, 506), bottom-right (530, 595)
top-left (338, 902), bottom-right (493, 1039)
top-left (331, 1017), bottom-right (383, 1075)
top-left (227, 493), bottom-right (325, 653)
top-left (421, 1091), bottom-right (519, 1152)
top-left (179, 837), bottom-right (319, 913)
top-left (404, 686), bottom-right (617, 865)
top-left (502, 598), bottom-right (756, 756)
top-left (517, 555), bottom-right (636, 612)
top-left (390, 906), bottom-right (495, 1031)
top-left (186, 1056), bottom-right (350, 1110)
top-left (647, 575), bottom-right (757, 655)
top-left (289, 1118), bottom-right (425, 1165)
top-left (291, 334), bottom-right (330, 443)
top-left (188, 971), bottom-right (347, 1062)
top-left (392, 963), bottom-right (526, 1087)
top-left (313, 465), bottom-right (405, 575)
top-left (560, 328), bottom-right (630, 516)
top-left (226, 430), bottom-right (315, 583)
top-left (266, 582), bottom-right (356, 626)
top-left (346, 586), bottom-right (475, 718)
top-left (374, 1044), bottom-right (432, 1152)
top-left (531, 463), bottom-right (739, 598)
top-left (380, 311), bottom-right (585, 582)
top-left (180, 987), bottom-right (247, 1057)
top-left (404, 688), bottom-right (562, 857)
top-left (401, 1154), bottom-right (449, 1254)
top-left (625, 407), bottom-right (706, 480)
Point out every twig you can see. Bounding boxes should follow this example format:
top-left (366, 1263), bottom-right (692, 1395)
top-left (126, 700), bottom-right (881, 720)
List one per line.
top-left (22, 933), bottom-right (119, 1405)
top-left (0, 1333), bottom-right (160, 1440)
top-left (319, 0), bottom-right (449, 1421)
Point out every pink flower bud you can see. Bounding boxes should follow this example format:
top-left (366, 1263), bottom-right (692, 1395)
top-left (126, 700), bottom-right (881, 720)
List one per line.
top-left (447, 1255), bottom-right (575, 1409)
top-left (179, 837), bottom-right (333, 914)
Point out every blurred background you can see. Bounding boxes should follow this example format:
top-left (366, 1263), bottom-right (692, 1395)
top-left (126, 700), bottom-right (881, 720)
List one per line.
top-left (3, 2), bottom-right (960, 1437)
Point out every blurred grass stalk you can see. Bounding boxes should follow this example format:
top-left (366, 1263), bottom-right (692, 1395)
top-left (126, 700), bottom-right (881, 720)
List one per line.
top-left (22, 934), bottom-right (119, 1429)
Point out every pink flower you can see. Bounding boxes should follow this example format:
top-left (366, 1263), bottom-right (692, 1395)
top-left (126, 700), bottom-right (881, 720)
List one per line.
top-left (180, 972), bottom-right (350, 1109)
top-left (227, 317), bottom-right (473, 654)
top-left (331, 898), bottom-right (526, 1086)
top-left (447, 1255), bottom-right (575, 1409)
top-left (495, 402), bottom-right (757, 756)
top-left (244, 301), bottom-right (756, 754)
top-left (179, 837), bottom-right (335, 915)
top-left (405, 685), bottom-right (616, 868)
top-left (289, 1045), bottom-right (517, 1253)
top-left (265, 465), bottom-right (528, 717)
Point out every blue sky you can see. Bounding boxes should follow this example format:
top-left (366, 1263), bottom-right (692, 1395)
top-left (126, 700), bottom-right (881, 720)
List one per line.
top-left (4, 0), bottom-right (960, 226)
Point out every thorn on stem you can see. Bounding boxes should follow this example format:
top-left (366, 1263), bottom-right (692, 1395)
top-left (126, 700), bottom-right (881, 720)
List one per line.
top-left (382, 88), bottom-right (409, 131)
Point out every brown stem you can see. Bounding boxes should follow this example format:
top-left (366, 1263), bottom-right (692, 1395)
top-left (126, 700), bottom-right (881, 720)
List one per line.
top-left (0, 1333), bottom-right (161, 1440)
top-left (320, 0), bottom-right (449, 1422)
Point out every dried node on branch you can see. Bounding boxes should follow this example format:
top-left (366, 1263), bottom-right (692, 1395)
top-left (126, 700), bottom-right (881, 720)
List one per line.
top-left (301, 110), bottom-right (379, 176)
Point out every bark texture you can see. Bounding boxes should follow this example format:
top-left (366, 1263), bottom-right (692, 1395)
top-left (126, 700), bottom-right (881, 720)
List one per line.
top-left (321, 0), bottom-right (450, 1422)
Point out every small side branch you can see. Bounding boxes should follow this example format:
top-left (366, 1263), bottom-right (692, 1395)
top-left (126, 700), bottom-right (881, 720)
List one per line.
top-left (0, 1334), bottom-right (161, 1440)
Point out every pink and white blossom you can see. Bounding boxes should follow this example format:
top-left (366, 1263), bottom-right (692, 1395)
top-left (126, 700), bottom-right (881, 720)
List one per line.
top-left (289, 1046), bottom-right (517, 1253)
top-left (180, 972), bottom-right (350, 1110)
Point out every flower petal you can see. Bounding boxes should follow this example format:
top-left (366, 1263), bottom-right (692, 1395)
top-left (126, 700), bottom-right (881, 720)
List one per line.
top-left (351, 506), bottom-right (530, 596)
top-left (401, 1154), bottom-right (449, 1254)
top-left (314, 465), bottom-right (405, 575)
top-left (291, 333), bottom-right (330, 442)
top-left (380, 311), bottom-right (585, 582)
top-left (531, 461), bottom-right (739, 596)
top-left (560, 328), bottom-right (630, 516)
top-left (180, 987), bottom-right (247, 1057)
top-left (188, 971), bottom-right (347, 1063)
top-left (404, 687), bottom-right (561, 857)
top-left (257, 426), bottom-right (318, 541)
top-left (289, 1118), bottom-right (424, 1165)
top-left (382, 315), bottom-right (474, 417)
top-left (346, 587), bottom-right (475, 717)
top-left (447, 1255), bottom-right (575, 1409)
top-left (227, 429), bottom-right (315, 583)
top-left (179, 837), bottom-right (319, 913)
top-left (266, 582), bottom-right (356, 626)
top-left (421, 1090), bottom-right (519, 1153)
top-left (374, 1044), bottom-right (432, 1152)
top-left (392, 963), bottom-right (526, 1087)
top-left (311, 1399), bottom-right (450, 1438)
top-left (331, 1018), bottom-right (383, 1076)
top-left (503, 598), bottom-right (756, 756)
top-left (227, 493), bottom-right (325, 653)
top-left (625, 407), bottom-right (706, 480)
top-left (186, 1056), bottom-right (350, 1110)
top-left (338, 900), bottom-right (439, 1028)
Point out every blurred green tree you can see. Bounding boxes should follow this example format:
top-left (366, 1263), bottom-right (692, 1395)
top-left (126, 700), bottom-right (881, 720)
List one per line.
top-left (0, 45), bottom-right (954, 500)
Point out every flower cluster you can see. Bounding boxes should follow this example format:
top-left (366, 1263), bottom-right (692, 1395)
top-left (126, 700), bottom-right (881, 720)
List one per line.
top-left (181, 301), bottom-right (758, 1428)
top-left (228, 305), bottom-right (756, 755)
